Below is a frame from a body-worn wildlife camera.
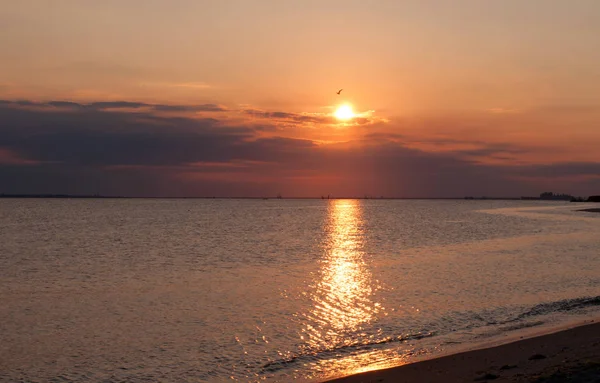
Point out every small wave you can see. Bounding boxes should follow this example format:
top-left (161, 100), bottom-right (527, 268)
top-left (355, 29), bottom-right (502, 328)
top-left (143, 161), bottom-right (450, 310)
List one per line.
top-left (444, 295), bottom-right (600, 330)
top-left (498, 320), bottom-right (546, 332)
top-left (261, 331), bottom-right (435, 373)
top-left (514, 295), bottom-right (600, 321)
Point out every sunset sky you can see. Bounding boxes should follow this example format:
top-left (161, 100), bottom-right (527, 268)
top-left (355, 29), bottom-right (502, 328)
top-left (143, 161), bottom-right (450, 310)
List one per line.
top-left (1, 1), bottom-right (600, 197)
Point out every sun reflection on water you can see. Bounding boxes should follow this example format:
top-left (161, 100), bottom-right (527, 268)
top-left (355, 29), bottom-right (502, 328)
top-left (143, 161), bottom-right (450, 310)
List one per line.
top-left (300, 200), bottom-right (394, 379)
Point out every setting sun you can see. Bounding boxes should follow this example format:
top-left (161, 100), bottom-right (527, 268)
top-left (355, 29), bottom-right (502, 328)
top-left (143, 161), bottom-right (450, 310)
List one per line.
top-left (334, 104), bottom-right (355, 121)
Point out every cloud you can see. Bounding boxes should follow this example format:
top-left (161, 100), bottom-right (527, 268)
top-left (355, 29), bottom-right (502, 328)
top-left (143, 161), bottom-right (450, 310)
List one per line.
top-left (139, 81), bottom-right (212, 90)
top-left (153, 104), bottom-right (226, 112)
top-left (1, 99), bottom-right (599, 197)
top-left (88, 101), bottom-right (150, 109)
top-left (0, 99), bottom-right (228, 113)
top-left (0, 148), bottom-right (39, 165)
top-left (169, 82), bottom-right (212, 89)
top-left (511, 162), bottom-right (600, 178)
top-left (453, 143), bottom-right (527, 159)
top-left (244, 109), bottom-right (335, 124)
top-left (0, 101), bottom-right (310, 168)
top-left (243, 108), bottom-right (382, 126)
top-left (487, 108), bottom-right (521, 114)
top-left (48, 101), bottom-right (91, 109)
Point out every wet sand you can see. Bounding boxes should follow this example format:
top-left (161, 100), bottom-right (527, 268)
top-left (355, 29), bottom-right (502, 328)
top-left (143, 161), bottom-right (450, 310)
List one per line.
top-left (326, 321), bottom-right (600, 383)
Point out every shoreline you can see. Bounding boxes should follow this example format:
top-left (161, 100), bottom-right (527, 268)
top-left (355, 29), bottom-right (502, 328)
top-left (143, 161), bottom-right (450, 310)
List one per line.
top-left (325, 319), bottom-right (600, 382)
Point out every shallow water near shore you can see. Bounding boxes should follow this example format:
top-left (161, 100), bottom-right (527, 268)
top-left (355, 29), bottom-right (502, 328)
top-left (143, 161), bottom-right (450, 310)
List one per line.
top-left (1, 199), bottom-right (600, 382)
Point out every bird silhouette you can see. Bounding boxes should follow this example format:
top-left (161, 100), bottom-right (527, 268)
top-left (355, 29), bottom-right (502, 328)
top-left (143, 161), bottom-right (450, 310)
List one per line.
top-left (336, 89), bottom-right (343, 95)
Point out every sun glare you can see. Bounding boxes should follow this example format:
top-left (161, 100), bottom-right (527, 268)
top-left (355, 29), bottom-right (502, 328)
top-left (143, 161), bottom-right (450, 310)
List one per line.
top-left (334, 105), bottom-right (355, 121)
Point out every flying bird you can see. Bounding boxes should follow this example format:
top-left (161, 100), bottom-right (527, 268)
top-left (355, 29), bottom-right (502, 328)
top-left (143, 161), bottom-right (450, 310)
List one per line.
top-left (336, 89), bottom-right (343, 95)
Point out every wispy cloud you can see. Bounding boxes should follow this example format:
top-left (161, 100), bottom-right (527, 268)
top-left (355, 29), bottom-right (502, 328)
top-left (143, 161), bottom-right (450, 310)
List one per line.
top-left (487, 108), bottom-right (521, 114)
top-left (0, 99), bottom-right (228, 113)
top-left (139, 81), bottom-right (213, 90)
top-left (0, 148), bottom-right (39, 165)
top-left (170, 82), bottom-right (212, 89)
top-left (243, 108), bottom-right (384, 126)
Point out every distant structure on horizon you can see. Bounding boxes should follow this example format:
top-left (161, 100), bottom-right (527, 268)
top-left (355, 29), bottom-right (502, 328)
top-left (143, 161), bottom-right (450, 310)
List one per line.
top-left (521, 192), bottom-right (577, 201)
top-left (539, 192), bottom-right (574, 201)
top-left (521, 192), bottom-right (600, 202)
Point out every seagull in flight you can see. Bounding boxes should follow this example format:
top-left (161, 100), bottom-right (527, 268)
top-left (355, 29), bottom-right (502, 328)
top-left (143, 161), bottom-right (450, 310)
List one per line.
top-left (336, 89), bottom-right (343, 95)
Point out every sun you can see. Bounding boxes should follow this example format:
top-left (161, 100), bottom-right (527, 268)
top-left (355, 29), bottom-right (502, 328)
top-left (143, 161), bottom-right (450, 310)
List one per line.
top-left (334, 104), bottom-right (355, 121)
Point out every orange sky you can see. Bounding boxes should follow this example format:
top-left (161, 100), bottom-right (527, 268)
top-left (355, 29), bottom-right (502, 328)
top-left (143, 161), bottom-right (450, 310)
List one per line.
top-left (1, 1), bottom-right (600, 197)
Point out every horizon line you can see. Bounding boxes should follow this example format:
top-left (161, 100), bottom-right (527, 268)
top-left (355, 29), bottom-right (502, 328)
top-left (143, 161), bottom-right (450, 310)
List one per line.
top-left (1, 193), bottom-right (590, 201)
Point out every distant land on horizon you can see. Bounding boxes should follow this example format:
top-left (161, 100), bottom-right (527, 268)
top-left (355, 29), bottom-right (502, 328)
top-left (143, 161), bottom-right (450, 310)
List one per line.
top-left (1, 193), bottom-right (597, 201)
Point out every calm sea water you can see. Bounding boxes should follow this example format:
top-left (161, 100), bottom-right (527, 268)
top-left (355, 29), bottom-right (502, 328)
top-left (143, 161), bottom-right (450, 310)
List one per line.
top-left (1, 199), bottom-right (600, 382)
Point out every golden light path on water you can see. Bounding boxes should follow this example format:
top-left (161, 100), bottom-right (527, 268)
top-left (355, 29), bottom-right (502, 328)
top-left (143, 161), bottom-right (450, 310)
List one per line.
top-left (300, 200), bottom-right (403, 380)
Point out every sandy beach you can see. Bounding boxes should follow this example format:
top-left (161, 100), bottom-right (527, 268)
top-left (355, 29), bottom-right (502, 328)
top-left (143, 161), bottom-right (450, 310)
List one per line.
top-left (326, 321), bottom-right (600, 383)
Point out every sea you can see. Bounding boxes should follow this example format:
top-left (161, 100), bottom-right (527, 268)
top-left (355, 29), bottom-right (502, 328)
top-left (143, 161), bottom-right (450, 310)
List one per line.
top-left (1, 199), bottom-right (600, 382)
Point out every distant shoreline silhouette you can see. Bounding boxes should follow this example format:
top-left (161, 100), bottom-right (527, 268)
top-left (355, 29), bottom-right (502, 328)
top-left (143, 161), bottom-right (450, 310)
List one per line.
top-left (0, 193), bottom-right (125, 199)
top-left (2, 193), bottom-right (598, 201)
